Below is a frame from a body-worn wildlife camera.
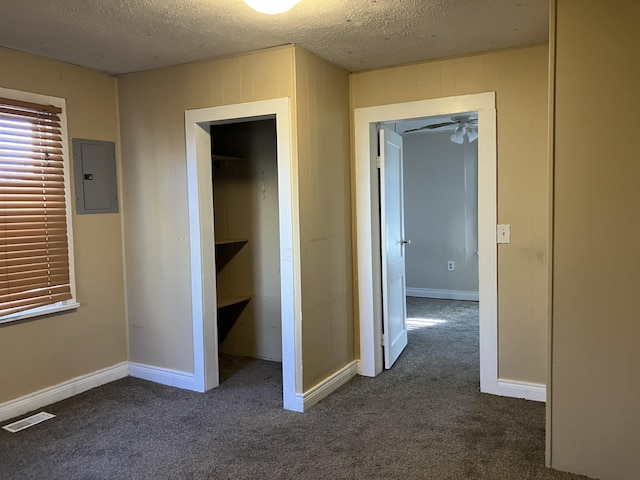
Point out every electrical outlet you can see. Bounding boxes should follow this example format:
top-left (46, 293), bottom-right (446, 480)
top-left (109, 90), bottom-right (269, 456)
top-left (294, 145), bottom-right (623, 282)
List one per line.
top-left (448, 261), bottom-right (455, 271)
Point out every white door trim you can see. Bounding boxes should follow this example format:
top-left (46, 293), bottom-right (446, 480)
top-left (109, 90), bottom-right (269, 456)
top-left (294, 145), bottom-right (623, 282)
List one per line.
top-left (185, 98), bottom-right (302, 411)
top-left (354, 92), bottom-right (500, 396)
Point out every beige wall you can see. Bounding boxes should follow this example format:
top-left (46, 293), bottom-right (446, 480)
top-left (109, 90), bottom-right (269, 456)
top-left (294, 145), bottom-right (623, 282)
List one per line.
top-left (550, 1), bottom-right (640, 478)
top-left (118, 46), bottom-right (294, 372)
top-left (0, 48), bottom-right (126, 402)
top-left (0, 41), bottom-right (548, 410)
top-left (351, 45), bottom-right (549, 384)
top-left (118, 44), bottom-right (354, 393)
top-left (294, 48), bottom-right (354, 390)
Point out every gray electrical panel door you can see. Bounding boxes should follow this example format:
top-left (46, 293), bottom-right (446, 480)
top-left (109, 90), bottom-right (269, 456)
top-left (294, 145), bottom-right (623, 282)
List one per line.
top-left (72, 138), bottom-right (118, 214)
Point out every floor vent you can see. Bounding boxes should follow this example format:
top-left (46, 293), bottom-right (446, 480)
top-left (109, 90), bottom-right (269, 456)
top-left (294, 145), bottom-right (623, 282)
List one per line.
top-left (2, 412), bottom-right (55, 433)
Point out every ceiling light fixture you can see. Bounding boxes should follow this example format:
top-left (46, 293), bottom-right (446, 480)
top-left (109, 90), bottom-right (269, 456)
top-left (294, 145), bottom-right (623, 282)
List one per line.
top-left (450, 127), bottom-right (465, 145)
top-left (450, 124), bottom-right (478, 144)
top-left (466, 127), bottom-right (478, 143)
top-left (243, 0), bottom-right (301, 14)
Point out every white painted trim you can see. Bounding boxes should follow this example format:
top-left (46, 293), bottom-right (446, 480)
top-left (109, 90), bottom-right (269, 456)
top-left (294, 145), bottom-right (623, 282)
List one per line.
top-left (185, 120), bottom-right (218, 393)
top-left (129, 363), bottom-right (198, 391)
top-left (185, 98), bottom-right (301, 410)
top-left (354, 93), bottom-right (499, 396)
top-left (355, 122), bottom-right (385, 378)
top-left (0, 302), bottom-right (80, 325)
top-left (495, 379), bottom-right (546, 403)
top-left (406, 288), bottom-right (479, 302)
top-left (0, 362), bottom-right (129, 423)
top-left (293, 361), bottom-right (358, 412)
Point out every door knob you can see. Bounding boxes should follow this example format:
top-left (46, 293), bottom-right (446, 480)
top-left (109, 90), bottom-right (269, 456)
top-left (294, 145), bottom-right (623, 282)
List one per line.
top-left (401, 240), bottom-right (411, 245)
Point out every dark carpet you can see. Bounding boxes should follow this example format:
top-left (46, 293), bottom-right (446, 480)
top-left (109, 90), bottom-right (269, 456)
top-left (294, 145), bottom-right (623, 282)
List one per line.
top-left (0, 298), bottom-right (591, 479)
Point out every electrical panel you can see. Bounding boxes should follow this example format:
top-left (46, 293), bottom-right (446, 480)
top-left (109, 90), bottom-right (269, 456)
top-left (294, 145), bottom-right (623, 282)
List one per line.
top-left (72, 138), bottom-right (118, 214)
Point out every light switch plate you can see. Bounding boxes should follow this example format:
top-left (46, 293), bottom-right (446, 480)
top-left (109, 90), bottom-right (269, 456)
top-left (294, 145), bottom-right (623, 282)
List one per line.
top-left (497, 224), bottom-right (511, 244)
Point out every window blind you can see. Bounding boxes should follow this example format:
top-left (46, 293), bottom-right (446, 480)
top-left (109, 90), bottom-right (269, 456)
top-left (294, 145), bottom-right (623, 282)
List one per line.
top-left (0, 96), bottom-right (72, 317)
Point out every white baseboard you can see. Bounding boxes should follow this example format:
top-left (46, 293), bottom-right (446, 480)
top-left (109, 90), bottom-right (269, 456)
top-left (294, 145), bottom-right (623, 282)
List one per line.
top-left (406, 287), bottom-right (479, 302)
top-left (0, 362), bottom-right (129, 423)
top-left (294, 360), bottom-right (358, 411)
top-left (129, 363), bottom-right (198, 391)
top-left (489, 379), bottom-right (546, 402)
top-left (356, 359), bottom-right (370, 377)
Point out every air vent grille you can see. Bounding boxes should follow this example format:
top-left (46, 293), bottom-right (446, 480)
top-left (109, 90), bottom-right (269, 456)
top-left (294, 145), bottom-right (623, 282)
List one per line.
top-left (2, 412), bottom-right (55, 433)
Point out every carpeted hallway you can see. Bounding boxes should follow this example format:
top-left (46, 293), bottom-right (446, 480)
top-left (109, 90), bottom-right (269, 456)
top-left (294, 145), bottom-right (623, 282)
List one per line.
top-left (0, 298), bottom-right (591, 479)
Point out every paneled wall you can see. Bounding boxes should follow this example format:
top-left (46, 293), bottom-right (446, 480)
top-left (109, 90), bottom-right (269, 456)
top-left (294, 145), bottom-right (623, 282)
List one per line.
top-left (118, 46), bottom-right (294, 372)
top-left (0, 48), bottom-right (126, 402)
top-left (118, 45), bottom-right (354, 393)
top-left (294, 48), bottom-right (354, 390)
top-left (551, 1), bottom-right (640, 478)
top-left (351, 45), bottom-right (549, 384)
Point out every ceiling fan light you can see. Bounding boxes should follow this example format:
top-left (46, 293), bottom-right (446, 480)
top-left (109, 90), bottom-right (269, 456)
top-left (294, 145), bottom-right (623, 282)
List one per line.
top-left (450, 128), bottom-right (465, 144)
top-left (467, 128), bottom-right (478, 142)
top-left (243, 0), bottom-right (301, 14)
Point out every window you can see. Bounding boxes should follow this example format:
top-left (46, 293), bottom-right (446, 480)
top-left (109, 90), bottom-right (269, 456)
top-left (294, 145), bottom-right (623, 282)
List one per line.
top-left (0, 88), bottom-right (77, 323)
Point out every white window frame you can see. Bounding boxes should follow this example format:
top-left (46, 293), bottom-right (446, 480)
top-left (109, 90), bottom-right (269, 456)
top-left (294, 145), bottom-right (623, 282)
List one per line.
top-left (0, 87), bottom-right (78, 325)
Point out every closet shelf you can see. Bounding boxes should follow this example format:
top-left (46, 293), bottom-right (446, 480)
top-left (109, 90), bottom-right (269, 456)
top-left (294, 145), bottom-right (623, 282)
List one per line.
top-left (217, 296), bottom-right (251, 309)
top-left (214, 239), bottom-right (248, 273)
top-left (215, 237), bottom-right (249, 343)
top-left (217, 296), bottom-right (250, 344)
top-left (215, 239), bottom-right (248, 245)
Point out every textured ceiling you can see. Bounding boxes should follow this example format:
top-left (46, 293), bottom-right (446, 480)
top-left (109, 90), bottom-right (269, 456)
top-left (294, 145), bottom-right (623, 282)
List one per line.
top-left (0, 0), bottom-right (549, 75)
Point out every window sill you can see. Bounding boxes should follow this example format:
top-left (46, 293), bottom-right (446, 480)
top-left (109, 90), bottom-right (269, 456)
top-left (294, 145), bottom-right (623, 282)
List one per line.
top-left (0, 302), bottom-right (80, 326)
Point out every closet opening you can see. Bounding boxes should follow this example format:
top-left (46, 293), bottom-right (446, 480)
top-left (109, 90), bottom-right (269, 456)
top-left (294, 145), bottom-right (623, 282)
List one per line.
top-left (185, 98), bottom-right (300, 410)
top-left (210, 119), bottom-right (283, 388)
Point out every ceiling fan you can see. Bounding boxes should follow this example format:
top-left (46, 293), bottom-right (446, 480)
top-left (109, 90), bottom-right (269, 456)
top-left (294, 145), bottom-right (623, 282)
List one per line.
top-left (403, 115), bottom-right (478, 144)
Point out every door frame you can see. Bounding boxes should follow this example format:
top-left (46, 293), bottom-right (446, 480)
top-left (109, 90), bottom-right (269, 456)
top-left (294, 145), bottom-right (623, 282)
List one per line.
top-left (354, 92), bottom-right (501, 396)
top-left (184, 98), bottom-right (302, 411)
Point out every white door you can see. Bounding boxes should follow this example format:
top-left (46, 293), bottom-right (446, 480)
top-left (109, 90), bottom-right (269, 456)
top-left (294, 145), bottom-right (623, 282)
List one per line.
top-left (379, 127), bottom-right (408, 368)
